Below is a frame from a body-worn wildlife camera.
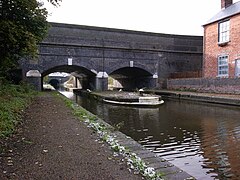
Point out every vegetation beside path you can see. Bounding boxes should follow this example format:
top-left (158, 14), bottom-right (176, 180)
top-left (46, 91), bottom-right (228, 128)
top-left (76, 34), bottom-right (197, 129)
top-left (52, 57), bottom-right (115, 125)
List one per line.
top-left (0, 80), bottom-right (36, 137)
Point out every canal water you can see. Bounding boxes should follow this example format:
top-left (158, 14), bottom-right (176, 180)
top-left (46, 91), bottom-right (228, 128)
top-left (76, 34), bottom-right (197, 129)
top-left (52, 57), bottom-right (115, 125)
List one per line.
top-left (62, 91), bottom-right (240, 179)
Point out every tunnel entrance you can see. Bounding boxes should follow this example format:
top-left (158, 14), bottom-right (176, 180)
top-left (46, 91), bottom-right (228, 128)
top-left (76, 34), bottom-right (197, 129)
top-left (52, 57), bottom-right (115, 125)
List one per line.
top-left (48, 78), bottom-right (60, 89)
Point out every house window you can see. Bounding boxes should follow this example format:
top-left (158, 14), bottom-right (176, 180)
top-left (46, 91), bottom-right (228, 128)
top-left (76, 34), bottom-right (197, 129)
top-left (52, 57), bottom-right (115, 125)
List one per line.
top-left (218, 20), bottom-right (230, 44)
top-left (218, 55), bottom-right (229, 76)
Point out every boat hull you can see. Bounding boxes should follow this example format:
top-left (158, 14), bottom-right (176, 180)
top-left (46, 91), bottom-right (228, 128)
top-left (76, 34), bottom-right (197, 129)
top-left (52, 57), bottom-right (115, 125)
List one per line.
top-left (103, 99), bottom-right (164, 107)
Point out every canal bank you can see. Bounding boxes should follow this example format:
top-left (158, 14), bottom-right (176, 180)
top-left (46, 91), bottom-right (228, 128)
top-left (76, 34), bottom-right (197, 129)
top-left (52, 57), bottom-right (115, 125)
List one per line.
top-left (0, 92), bottom-right (194, 180)
top-left (145, 90), bottom-right (240, 106)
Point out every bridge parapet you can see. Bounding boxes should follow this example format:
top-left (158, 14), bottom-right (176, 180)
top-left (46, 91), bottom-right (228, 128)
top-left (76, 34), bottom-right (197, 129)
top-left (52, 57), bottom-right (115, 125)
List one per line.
top-left (43, 23), bottom-right (202, 54)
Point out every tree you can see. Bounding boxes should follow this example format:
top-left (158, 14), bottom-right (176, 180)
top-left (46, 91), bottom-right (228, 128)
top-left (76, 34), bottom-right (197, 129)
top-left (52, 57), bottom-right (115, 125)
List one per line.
top-left (0, 0), bottom-right (61, 77)
top-left (47, 0), bottom-right (62, 6)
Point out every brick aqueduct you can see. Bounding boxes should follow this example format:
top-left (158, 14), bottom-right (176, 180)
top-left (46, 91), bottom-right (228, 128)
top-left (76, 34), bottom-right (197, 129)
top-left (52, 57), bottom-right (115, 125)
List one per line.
top-left (20, 23), bottom-right (203, 91)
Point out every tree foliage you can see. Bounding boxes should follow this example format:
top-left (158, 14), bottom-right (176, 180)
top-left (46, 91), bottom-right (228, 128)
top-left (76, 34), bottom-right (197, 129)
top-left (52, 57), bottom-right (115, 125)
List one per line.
top-left (0, 0), bottom-right (58, 76)
top-left (47, 0), bottom-right (62, 6)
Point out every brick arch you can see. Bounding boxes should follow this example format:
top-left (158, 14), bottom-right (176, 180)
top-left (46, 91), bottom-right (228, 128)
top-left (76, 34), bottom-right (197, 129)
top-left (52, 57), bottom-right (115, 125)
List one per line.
top-left (40, 64), bottom-right (97, 90)
top-left (37, 55), bottom-right (98, 77)
top-left (41, 65), bottom-right (96, 78)
top-left (108, 65), bottom-right (156, 90)
top-left (107, 61), bottom-right (155, 76)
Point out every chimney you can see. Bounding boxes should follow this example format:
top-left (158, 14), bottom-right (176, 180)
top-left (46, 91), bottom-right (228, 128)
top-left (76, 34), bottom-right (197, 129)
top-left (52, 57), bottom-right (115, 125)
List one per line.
top-left (221, 0), bottom-right (233, 9)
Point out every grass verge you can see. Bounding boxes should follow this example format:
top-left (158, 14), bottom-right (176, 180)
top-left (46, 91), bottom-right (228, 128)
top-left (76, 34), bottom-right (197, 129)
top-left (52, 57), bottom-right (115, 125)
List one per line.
top-left (0, 81), bottom-right (37, 138)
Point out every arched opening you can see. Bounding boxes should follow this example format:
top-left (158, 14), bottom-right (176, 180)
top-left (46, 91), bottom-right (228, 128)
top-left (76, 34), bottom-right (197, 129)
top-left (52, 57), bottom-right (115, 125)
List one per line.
top-left (42, 65), bottom-right (96, 91)
top-left (109, 67), bottom-right (154, 91)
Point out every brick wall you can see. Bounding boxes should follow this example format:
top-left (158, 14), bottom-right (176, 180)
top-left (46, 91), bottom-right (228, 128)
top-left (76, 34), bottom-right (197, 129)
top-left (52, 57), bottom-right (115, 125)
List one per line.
top-left (203, 14), bottom-right (240, 78)
top-left (167, 78), bottom-right (240, 94)
top-left (170, 71), bottom-right (202, 79)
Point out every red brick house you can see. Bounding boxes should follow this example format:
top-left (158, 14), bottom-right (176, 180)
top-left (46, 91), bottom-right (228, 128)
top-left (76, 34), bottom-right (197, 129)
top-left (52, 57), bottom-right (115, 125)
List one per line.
top-left (203, 0), bottom-right (240, 78)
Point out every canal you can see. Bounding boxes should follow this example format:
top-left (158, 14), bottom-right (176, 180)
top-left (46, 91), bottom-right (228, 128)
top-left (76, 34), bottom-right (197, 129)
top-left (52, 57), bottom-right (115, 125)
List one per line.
top-left (63, 91), bottom-right (240, 179)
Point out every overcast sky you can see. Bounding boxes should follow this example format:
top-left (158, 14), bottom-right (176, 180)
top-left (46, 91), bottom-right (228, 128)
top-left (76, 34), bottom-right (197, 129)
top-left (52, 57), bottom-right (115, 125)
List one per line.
top-left (42, 0), bottom-right (239, 36)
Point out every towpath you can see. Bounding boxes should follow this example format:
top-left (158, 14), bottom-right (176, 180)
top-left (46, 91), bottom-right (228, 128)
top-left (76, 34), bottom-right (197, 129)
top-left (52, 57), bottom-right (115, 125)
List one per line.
top-left (0, 93), bottom-right (143, 180)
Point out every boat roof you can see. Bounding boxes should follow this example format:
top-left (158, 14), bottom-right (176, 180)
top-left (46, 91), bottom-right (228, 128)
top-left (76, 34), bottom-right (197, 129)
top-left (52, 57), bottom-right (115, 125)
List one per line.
top-left (204, 1), bottom-right (240, 26)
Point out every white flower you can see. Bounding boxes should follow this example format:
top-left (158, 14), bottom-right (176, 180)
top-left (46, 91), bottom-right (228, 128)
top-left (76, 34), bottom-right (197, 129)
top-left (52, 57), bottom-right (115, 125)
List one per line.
top-left (85, 119), bottom-right (90, 123)
top-left (119, 146), bottom-right (125, 153)
top-left (144, 167), bottom-right (156, 178)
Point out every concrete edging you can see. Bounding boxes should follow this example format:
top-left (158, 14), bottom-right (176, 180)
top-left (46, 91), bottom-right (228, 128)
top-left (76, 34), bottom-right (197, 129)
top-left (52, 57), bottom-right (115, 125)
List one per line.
top-left (110, 130), bottom-right (194, 180)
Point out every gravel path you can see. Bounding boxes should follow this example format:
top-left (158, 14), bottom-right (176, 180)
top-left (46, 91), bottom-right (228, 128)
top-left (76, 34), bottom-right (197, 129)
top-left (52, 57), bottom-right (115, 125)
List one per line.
top-left (0, 93), bottom-right (143, 180)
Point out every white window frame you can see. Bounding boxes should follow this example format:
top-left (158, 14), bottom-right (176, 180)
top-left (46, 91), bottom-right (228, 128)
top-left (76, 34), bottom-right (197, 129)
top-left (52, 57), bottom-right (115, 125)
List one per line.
top-left (218, 20), bottom-right (230, 44)
top-left (217, 55), bottom-right (229, 77)
top-left (235, 59), bottom-right (240, 77)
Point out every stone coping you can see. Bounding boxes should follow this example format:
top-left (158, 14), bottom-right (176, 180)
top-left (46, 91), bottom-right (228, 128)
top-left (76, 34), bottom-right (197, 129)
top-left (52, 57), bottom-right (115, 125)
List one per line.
top-left (110, 131), bottom-right (194, 180)
top-left (88, 115), bottom-right (194, 179)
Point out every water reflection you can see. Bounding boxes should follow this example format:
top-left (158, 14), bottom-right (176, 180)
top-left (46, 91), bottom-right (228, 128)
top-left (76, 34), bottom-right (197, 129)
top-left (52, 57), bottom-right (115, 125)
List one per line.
top-left (59, 91), bottom-right (74, 99)
top-left (72, 94), bottom-right (240, 180)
